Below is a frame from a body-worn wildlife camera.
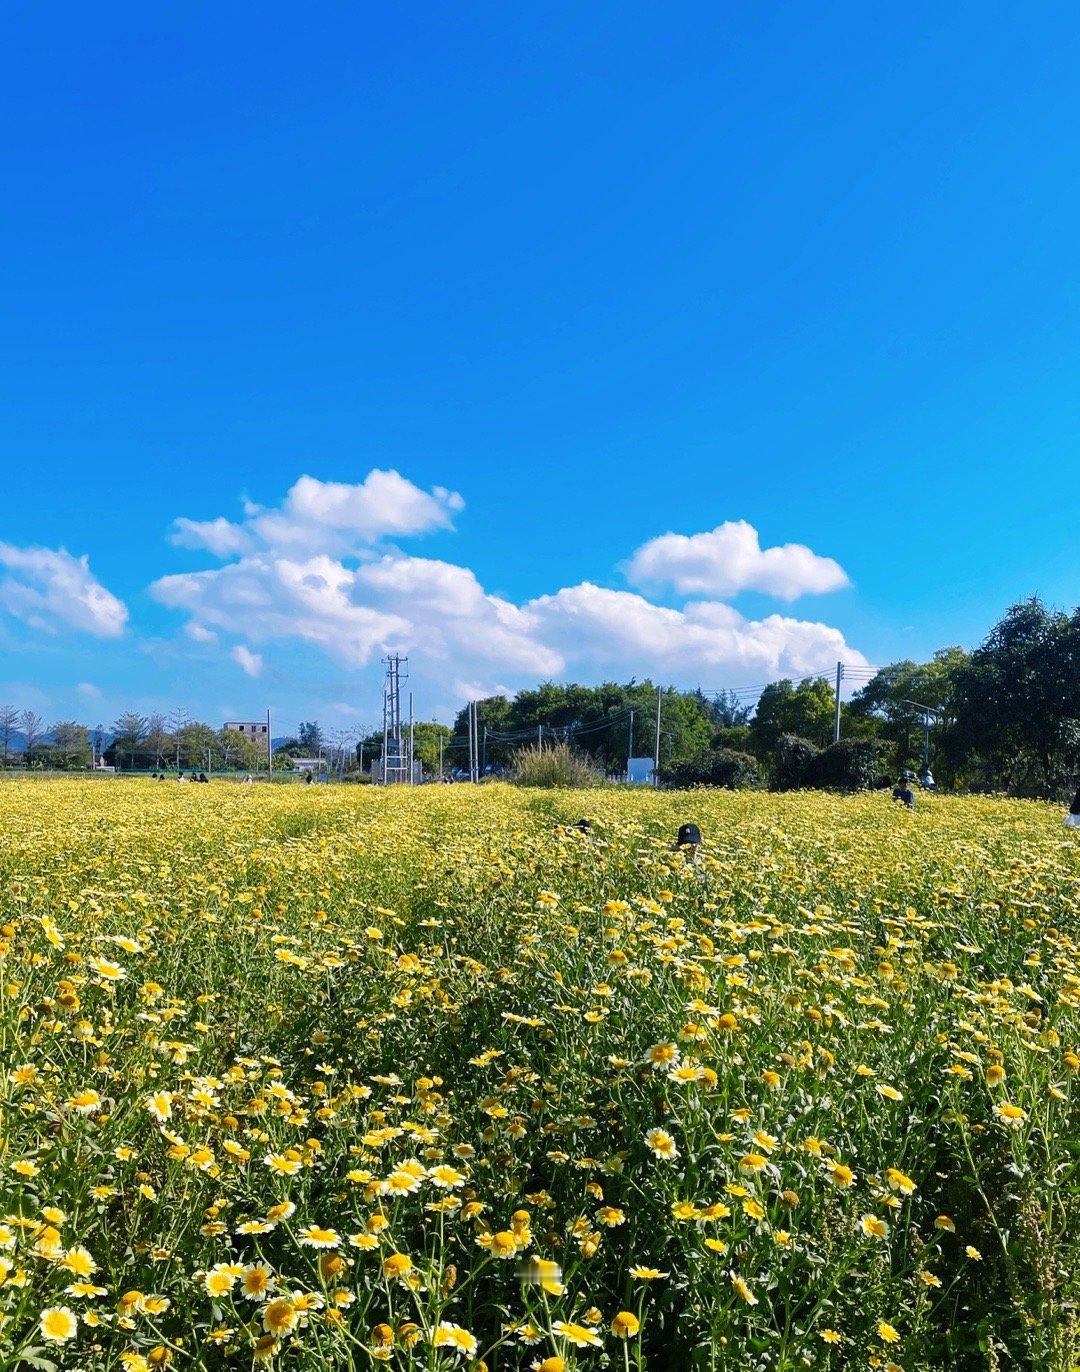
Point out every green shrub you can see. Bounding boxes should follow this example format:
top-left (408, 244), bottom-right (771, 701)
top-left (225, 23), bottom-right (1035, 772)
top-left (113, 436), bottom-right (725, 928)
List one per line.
top-left (658, 748), bottom-right (761, 791)
top-left (773, 735), bottom-right (887, 792)
top-left (773, 734), bottom-right (820, 791)
top-left (711, 724), bottom-right (753, 753)
top-left (510, 742), bottom-right (604, 788)
top-left (805, 739), bottom-right (887, 791)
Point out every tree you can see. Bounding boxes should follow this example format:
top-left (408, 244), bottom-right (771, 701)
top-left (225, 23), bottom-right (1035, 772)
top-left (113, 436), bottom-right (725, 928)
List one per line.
top-left (145, 713), bottom-right (171, 769)
top-left (847, 648), bottom-right (968, 774)
top-left (452, 682), bottom-right (713, 775)
top-left (692, 689), bottom-right (752, 729)
top-left (712, 724), bottom-right (753, 753)
top-left (50, 721), bottom-right (91, 770)
top-left (804, 739), bottom-right (887, 791)
top-left (20, 709), bottom-right (44, 767)
top-left (450, 696), bottom-right (515, 770)
top-left (772, 735), bottom-right (820, 791)
top-left (169, 708), bottom-right (192, 768)
top-left (947, 599), bottom-right (1080, 795)
top-left (749, 678), bottom-right (835, 757)
top-left (112, 713), bottom-right (149, 769)
top-left (176, 722), bottom-right (218, 770)
top-left (219, 727), bottom-right (265, 773)
top-left (298, 721), bottom-right (324, 754)
top-left (0, 705), bottom-right (17, 765)
top-left (355, 730), bottom-right (384, 775)
top-left (410, 722), bottom-right (452, 777)
top-left (658, 749), bottom-right (761, 790)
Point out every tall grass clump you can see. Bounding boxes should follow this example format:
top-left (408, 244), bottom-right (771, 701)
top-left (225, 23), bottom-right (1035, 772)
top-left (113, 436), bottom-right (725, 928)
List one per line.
top-left (510, 740), bottom-right (604, 787)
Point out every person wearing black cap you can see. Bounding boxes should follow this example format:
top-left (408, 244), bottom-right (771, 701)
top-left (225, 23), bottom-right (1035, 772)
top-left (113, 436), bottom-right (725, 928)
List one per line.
top-left (674, 822), bottom-right (703, 863)
top-left (1066, 787), bottom-right (1080, 829)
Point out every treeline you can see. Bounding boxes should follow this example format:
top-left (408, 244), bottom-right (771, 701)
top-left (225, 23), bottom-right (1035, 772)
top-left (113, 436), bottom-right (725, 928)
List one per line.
top-left (2, 597), bottom-right (1075, 794)
top-left (0, 712), bottom-right (354, 773)
top-left (453, 598), bottom-right (1080, 796)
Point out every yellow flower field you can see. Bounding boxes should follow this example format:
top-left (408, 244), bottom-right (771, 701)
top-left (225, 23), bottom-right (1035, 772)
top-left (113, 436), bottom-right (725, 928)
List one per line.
top-left (1, 779), bottom-right (1078, 1370)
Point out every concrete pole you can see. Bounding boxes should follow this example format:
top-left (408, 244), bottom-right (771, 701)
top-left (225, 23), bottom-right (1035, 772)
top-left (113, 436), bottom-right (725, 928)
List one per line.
top-left (653, 686), bottom-right (662, 785)
top-left (833, 662), bottom-right (843, 744)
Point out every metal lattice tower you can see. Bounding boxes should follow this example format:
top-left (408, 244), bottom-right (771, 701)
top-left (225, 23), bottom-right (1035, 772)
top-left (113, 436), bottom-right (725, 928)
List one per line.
top-left (380, 654), bottom-right (410, 784)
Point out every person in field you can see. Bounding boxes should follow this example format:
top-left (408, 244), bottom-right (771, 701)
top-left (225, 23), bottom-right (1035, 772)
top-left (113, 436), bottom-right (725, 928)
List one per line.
top-left (1066, 787), bottom-right (1080, 829)
top-left (674, 822), bottom-right (703, 864)
top-left (892, 774), bottom-right (915, 808)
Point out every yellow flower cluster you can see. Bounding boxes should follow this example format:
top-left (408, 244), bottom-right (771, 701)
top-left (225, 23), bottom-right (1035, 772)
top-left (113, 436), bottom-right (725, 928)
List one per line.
top-left (0, 777), bottom-right (1077, 1368)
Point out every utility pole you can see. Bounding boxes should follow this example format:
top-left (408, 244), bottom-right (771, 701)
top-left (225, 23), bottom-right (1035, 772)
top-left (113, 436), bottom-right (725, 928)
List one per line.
top-left (653, 686), bottom-right (662, 785)
top-left (538, 723), bottom-right (543, 753)
top-left (901, 700), bottom-right (942, 771)
top-left (408, 691), bottom-right (414, 784)
top-left (833, 663), bottom-right (843, 744)
top-left (384, 677), bottom-right (392, 784)
top-left (482, 726), bottom-right (487, 777)
top-left (438, 732), bottom-right (443, 782)
top-left (380, 655), bottom-right (409, 783)
top-left (627, 708), bottom-right (634, 782)
top-left (267, 708), bottom-right (273, 776)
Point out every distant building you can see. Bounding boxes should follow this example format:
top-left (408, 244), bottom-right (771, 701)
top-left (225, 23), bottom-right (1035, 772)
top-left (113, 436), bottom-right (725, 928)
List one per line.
top-left (224, 720), bottom-right (269, 739)
top-left (291, 757), bottom-right (324, 773)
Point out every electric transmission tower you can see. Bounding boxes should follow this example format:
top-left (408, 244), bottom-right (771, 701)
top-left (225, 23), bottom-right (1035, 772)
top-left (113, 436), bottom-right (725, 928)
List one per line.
top-left (380, 654), bottom-right (410, 784)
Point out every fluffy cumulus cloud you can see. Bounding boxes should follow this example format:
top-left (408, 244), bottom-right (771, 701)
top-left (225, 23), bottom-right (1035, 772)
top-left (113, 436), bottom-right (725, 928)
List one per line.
top-left (170, 470), bottom-right (464, 559)
top-left (627, 519), bottom-right (849, 600)
top-left (529, 585), bottom-right (863, 681)
top-left (0, 543), bottom-right (128, 638)
top-left (151, 473), bottom-right (865, 703)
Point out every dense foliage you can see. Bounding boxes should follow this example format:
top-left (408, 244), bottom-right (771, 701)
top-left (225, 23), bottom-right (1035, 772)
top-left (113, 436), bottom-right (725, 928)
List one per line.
top-left (656, 749), bottom-right (761, 791)
top-left (1, 780), bottom-right (1079, 1370)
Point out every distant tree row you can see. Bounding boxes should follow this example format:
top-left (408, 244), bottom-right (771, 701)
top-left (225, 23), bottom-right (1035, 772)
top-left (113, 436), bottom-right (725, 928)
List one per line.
top-left (2, 598), bottom-right (1074, 794)
top-left (442, 598), bottom-right (1078, 796)
top-left (687, 598), bottom-right (1078, 795)
top-left (0, 710), bottom-right (360, 774)
top-left (0, 708), bottom-right (94, 770)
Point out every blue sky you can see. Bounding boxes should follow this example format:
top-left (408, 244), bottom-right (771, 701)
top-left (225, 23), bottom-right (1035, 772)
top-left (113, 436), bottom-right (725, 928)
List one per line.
top-left (1, 2), bottom-right (1078, 733)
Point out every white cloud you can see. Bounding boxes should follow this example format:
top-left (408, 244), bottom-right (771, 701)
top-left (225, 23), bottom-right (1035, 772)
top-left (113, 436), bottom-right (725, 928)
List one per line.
top-left (231, 645), bottom-right (263, 677)
top-left (171, 517), bottom-right (253, 558)
top-left (627, 520), bottom-right (849, 600)
top-left (328, 701), bottom-right (367, 717)
top-left (0, 543), bottom-right (128, 638)
top-left (170, 470), bottom-right (463, 559)
top-left (152, 554), bottom-right (865, 699)
top-left (76, 681), bottom-right (102, 699)
top-left (529, 583), bottom-right (864, 680)
top-left (152, 473), bottom-right (865, 709)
